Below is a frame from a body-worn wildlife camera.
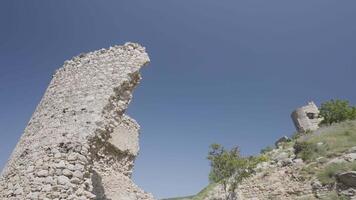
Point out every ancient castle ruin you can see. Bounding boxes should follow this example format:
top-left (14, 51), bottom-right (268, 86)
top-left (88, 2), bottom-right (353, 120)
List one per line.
top-left (291, 101), bottom-right (323, 133)
top-left (0, 43), bottom-right (154, 200)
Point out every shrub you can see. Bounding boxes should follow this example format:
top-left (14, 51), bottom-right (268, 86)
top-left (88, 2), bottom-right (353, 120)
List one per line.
top-left (294, 141), bottom-right (316, 161)
top-left (207, 144), bottom-right (265, 199)
top-left (207, 144), bottom-right (248, 191)
top-left (294, 141), bottom-right (327, 162)
top-left (251, 154), bottom-right (269, 163)
top-left (319, 99), bottom-right (356, 125)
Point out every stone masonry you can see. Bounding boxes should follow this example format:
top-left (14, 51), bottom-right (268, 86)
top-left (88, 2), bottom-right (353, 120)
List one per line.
top-left (291, 101), bottom-right (323, 133)
top-left (204, 148), bottom-right (316, 200)
top-left (0, 43), bottom-right (154, 200)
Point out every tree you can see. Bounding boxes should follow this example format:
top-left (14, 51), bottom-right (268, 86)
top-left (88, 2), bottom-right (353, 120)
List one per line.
top-left (319, 99), bottom-right (356, 125)
top-left (207, 144), bottom-right (251, 200)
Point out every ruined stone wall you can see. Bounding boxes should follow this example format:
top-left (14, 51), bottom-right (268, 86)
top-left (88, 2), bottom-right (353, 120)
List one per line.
top-left (291, 101), bottom-right (322, 133)
top-left (204, 149), bottom-right (317, 200)
top-left (0, 43), bottom-right (154, 200)
top-left (206, 166), bottom-right (315, 200)
top-left (235, 165), bottom-right (315, 200)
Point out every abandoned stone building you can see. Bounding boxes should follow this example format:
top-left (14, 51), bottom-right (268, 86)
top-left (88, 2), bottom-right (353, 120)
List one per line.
top-left (291, 101), bottom-right (323, 133)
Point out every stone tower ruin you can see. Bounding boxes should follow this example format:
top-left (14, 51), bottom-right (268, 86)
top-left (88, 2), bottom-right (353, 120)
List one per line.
top-left (291, 101), bottom-right (322, 133)
top-left (0, 43), bottom-right (154, 200)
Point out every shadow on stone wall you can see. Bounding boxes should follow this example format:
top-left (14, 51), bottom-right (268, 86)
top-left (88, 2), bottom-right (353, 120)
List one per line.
top-left (92, 170), bottom-right (110, 200)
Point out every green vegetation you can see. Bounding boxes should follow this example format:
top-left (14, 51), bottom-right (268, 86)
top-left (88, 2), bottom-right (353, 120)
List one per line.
top-left (191, 183), bottom-right (217, 200)
top-left (294, 121), bottom-right (356, 162)
top-left (320, 191), bottom-right (348, 200)
top-left (295, 120), bottom-right (356, 188)
top-left (207, 144), bottom-right (248, 198)
top-left (162, 196), bottom-right (195, 200)
top-left (167, 100), bottom-right (356, 200)
top-left (319, 99), bottom-right (356, 125)
top-left (207, 144), bottom-right (267, 199)
top-left (317, 161), bottom-right (356, 185)
top-left (162, 184), bottom-right (218, 200)
top-left (294, 141), bottom-right (327, 161)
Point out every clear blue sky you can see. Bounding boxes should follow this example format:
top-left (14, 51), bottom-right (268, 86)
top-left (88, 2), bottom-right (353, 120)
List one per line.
top-left (1, 1), bottom-right (356, 198)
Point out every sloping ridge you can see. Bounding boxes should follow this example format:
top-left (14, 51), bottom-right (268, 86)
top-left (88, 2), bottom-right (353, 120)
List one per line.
top-left (180, 120), bottom-right (356, 200)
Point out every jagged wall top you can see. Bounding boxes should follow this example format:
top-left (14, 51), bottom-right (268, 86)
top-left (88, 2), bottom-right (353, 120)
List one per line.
top-left (0, 43), bottom-right (153, 199)
top-left (3, 42), bottom-right (149, 174)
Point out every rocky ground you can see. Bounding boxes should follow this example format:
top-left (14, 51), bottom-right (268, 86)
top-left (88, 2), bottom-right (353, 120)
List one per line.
top-left (170, 120), bottom-right (356, 200)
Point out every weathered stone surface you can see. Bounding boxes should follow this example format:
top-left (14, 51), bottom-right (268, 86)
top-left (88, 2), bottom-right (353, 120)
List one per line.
top-left (0, 43), bottom-right (154, 199)
top-left (291, 101), bottom-right (323, 133)
top-left (344, 153), bottom-right (356, 162)
top-left (337, 171), bottom-right (356, 188)
top-left (205, 165), bottom-right (315, 200)
top-left (272, 152), bottom-right (289, 161)
top-left (293, 158), bottom-right (304, 167)
top-left (108, 119), bottom-right (140, 156)
top-left (37, 170), bottom-right (49, 177)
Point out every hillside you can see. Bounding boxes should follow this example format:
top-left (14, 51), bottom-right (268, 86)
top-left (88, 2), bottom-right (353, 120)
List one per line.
top-left (171, 120), bottom-right (356, 200)
top-left (162, 196), bottom-right (195, 200)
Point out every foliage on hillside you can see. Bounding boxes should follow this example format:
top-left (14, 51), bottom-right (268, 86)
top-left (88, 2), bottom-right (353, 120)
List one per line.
top-left (319, 99), bottom-right (356, 125)
top-left (166, 100), bottom-right (356, 200)
top-left (295, 120), bottom-right (356, 191)
top-left (161, 184), bottom-right (217, 200)
top-left (207, 144), bottom-right (268, 199)
top-left (317, 161), bottom-right (356, 185)
top-left (162, 196), bottom-right (195, 200)
top-left (295, 120), bottom-right (356, 162)
top-left (191, 183), bottom-right (218, 200)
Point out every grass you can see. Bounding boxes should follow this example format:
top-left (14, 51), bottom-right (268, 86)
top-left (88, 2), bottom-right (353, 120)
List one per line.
top-left (161, 183), bottom-right (217, 200)
top-left (161, 196), bottom-right (195, 200)
top-left (320, 191), bottom-right (348, 200)
top-left (295, 120), bottom-right (356, 187)
top-left (191, 183), bottom-right (218, 200)
top-left (295, 120), bottom-right (356, 162)
top-left (294, 141), bottom-right (328, 161)
top-left (169, 120), bottom-right (356, 200)
top-left (317, 161), bottom-right (356, 185)
top-left (300, 162), bottom-right (319, 177)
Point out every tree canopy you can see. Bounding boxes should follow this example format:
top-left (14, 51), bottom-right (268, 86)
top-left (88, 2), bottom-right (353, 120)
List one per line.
top-left (319, 99), bottom-right (356, 125)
